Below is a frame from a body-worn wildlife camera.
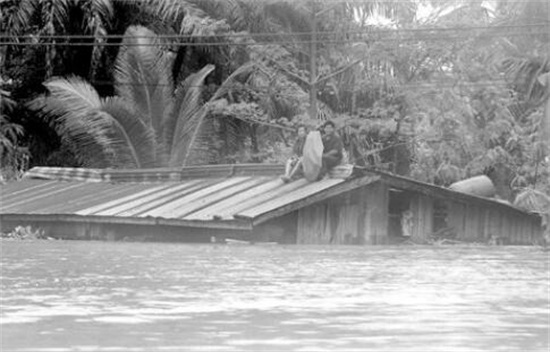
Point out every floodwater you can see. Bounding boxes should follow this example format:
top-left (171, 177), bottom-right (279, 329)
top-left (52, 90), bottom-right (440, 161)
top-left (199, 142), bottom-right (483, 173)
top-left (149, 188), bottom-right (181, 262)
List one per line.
top-left (1, 241), bottom-right (548, 352)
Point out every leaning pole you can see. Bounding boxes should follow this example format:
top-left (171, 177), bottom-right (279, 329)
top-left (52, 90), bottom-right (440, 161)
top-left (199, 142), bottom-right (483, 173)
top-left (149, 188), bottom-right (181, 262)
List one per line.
top-left (539, 73), bottom-right (550, 156)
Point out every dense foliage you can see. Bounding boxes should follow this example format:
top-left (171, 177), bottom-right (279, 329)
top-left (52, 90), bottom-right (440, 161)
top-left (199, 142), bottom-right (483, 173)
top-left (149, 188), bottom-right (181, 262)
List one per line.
top-left (1, 0), bottom-right (548, 201)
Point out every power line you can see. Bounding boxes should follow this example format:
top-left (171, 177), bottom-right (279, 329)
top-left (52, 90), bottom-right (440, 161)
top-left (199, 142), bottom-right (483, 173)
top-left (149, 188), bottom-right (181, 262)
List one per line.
top-left (1, 23), bottom-right (547, 40)
top-left (2, 30), bottom-right (548, 47)
top-left (58, 80), bottom-right (515, 92)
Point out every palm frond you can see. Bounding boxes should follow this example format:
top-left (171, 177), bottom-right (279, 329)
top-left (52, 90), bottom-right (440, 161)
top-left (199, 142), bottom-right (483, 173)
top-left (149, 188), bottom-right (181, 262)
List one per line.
top-left (211, 61), bottom-right (256, 101)
top-left (28, 76), bottom-right (115, 167)
top-left (102, 96), bottom-right (159, 168)
top-left (481, 0), bottom-right (550, 105)
top-left (342, 0), bottom-right (392, 24)
top-left (0, 88), bottom-right (16, 114)
top-left (84, 0), bottom-right (114, 77)
top-left (165, 64), bottom-right (212, 150)
top-left (139, 0), bottom-right (204, 27)
top-left (86, 0), bottom-right (114, 30)
top-left (169, 64), bottom-right (215, 167)
top-left (0, 0), bottom-right (36, 36)
top-left (0, 116), bottom-right (24, 150)
top-left (115, 25), bottom-right (173, 137)
top-left (32, 76), bottom-right (103, 117)
top-left (81, 0), bottom-right (113, 35)
top-left (36, 0), bottom-right (70, 76)
top-left (40, 0), bottom-right (70, 34)
top-left (187, 0), bottom-right (238, 20)
top-left (216, 114), bottom-right (244, 161)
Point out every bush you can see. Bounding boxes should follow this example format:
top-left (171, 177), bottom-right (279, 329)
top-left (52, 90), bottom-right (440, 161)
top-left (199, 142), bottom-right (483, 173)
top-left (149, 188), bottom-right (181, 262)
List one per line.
top-left (0, 226), bottom-right (47, 240)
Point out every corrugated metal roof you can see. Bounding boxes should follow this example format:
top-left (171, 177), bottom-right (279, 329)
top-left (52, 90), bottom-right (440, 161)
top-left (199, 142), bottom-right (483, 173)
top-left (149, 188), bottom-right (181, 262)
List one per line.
top-left (3, 164), bottom-right (535, 231)
top-left (1, 165), bottom-right (375, 229)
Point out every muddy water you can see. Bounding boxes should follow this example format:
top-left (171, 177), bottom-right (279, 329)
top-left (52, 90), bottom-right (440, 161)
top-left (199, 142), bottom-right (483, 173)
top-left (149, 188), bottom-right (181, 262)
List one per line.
top-left (1, 241), bottom-right (548, 351)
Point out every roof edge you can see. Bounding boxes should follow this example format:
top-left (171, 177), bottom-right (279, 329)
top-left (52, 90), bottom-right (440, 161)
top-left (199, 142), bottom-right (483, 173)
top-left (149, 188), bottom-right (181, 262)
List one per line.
top-left (244, 175), bottom-right (380, 226)
top-left (0, 213), bottom-right (253, 231)
top-left (372, 170), bottom-right (542, 218)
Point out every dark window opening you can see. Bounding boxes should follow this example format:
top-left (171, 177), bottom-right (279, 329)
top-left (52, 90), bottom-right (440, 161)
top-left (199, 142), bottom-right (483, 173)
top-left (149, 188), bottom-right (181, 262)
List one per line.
top-left (388, 188), bottom-right (413, 241)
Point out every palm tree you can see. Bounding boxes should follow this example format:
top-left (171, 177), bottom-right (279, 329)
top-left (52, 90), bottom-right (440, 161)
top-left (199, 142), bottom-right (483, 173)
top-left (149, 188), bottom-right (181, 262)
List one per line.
top-left (492, 1), bottom-right (549, 97)
top-left (140, 0), bottom-right (413, 120)
top-left (0, 85), bottom-right (27, 180)
top-left (482, 1), bottom-right (549, 190)
top-left (29, 25), bottom-right (249, 169)
top-left (0, 87), bottom-right (21, 156)
top-left (0, 0), bottom-right (114, 78)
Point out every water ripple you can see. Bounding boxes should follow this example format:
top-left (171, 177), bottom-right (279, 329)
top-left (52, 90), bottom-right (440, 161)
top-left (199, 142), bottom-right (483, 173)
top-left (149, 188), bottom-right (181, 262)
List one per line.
top-left (1, 242), bottom-right (548, 351)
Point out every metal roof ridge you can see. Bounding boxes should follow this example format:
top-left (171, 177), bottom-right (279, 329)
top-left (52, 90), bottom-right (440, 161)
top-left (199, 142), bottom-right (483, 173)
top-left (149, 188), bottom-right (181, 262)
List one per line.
top-left (21, 164), bottom-right (286, 183)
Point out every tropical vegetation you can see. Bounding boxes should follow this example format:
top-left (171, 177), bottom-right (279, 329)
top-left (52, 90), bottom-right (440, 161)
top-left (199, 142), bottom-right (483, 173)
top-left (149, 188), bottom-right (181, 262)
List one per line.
top-left (1, 0), bottom-right (548, 204)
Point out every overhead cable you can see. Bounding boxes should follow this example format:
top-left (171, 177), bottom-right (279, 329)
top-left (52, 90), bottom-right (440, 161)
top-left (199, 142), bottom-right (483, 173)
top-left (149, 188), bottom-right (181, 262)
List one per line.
top-left (1, 22), bottom-right (547, 41)
top-left (2, 30), bottom-right (548, 47)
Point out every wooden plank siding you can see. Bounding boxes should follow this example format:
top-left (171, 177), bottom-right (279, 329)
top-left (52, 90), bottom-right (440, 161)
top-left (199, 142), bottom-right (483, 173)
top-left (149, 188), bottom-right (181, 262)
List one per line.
top-left (484, 207), bottom-right (501, 242)
top-left (297, 202), bottom-right (332, 244)
top-left (333, 204), bottom-right (362, 244)
top-left (506, 214), bottom-right (513, 243)
top-left (362, 183), bottom-right (389, 245)
top-left (507, 213), bottom-right (517, 244)
top-left (295, 182), bottom-right (387, 245)
top-left (447, 201), bottom-right (466, 240)
top-left (464, 204), bottom-right (481, 242)
top-left (506, 212), bottom-right (538, 245)
top-left (444, 200), bottom-right (542, 244)
top-left (409, 194), bottom-right (433, 243)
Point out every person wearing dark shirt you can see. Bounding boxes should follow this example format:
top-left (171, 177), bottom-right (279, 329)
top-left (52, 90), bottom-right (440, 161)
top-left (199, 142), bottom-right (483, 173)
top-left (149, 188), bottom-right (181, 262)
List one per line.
top-left (319, 120), bottom-right (343, 178)
top-left (292, 126), bottom-right (307, 157)
top-left (281, 125), bottom-right (307, 182)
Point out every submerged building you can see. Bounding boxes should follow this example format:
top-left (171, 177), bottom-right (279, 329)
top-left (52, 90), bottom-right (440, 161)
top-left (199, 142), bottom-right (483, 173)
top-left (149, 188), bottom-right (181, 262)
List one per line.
top-left (0, 164), bottom-right (544, 245)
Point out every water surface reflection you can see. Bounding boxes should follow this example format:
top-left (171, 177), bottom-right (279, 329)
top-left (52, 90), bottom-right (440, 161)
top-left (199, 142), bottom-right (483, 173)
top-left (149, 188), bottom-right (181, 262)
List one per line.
top-left (1, 241), bottom-right (548, 351)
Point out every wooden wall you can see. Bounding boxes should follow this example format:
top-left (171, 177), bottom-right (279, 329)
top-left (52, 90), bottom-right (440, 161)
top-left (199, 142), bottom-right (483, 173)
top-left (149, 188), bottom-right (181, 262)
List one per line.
top-left (297, 202), bottom-right (334, 244)
top-left (363, 183), bottom-right (389, 244)
top-left (295, 181), bottom-right (542, 246)
top-left (409, 194), bottom-right (434, 243)
top-left (296, 182), bottom-right (389, 245)
top-left (446, 201), bottom-right (542, 244)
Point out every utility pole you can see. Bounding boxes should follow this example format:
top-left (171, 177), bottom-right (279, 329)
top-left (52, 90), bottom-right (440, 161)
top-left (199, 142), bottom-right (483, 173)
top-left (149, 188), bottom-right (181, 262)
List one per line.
top-left (309, 0), bottom-right (318, 121)
top-left (538, 73), bottom-right (550, 158)
top-left (307, 1), bottom-right (362, 121)
top-left (269, 2), bottom-right (362, 122)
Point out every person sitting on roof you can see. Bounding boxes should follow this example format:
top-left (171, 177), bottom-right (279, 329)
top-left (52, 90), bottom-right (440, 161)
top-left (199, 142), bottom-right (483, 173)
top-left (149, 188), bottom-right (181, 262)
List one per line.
top-left (318, 120), bottom-right (344, 179)
top-left (281, 125), bottom-right (307, 183)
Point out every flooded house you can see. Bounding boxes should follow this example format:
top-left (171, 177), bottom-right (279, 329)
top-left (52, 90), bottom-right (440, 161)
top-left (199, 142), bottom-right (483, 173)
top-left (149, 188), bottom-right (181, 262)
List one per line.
top-left (0, 164), bottom-right (544, 245)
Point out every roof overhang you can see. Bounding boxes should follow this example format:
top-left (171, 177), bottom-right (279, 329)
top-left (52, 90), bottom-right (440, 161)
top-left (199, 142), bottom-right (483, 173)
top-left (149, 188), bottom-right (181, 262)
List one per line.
top-left (0, 213), bottom-right (253, 231)
top-left (374, 170), bottom-right (541, 219)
